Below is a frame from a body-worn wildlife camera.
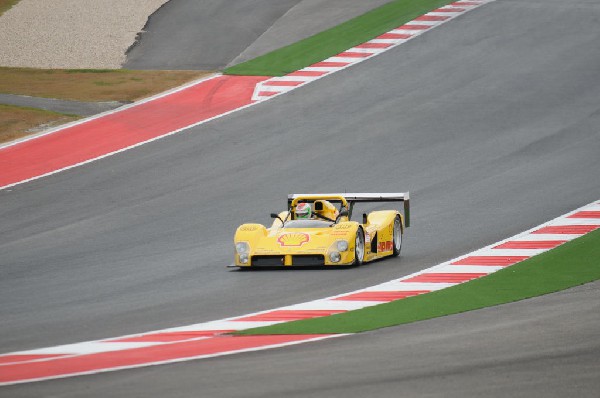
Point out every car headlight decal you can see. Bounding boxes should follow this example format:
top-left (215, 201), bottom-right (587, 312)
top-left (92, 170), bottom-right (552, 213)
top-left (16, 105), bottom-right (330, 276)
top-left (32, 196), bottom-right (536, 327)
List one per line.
top-left (235, 242), bottom-right (249, 254)
top-left (336, 240), bottom-right (349, 252)
top-left (329, 252), bottom-right (341, 263)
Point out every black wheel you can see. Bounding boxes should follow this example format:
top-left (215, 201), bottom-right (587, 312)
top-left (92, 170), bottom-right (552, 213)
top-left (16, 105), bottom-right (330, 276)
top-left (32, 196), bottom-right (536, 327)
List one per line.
top-left (353, 228), bottom-right (365, 265)
top-left (392, 216), bottom-right (402, 257)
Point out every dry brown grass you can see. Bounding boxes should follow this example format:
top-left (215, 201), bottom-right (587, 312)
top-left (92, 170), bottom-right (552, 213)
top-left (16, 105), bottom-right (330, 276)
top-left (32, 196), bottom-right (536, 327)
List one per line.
top-left (0, 68), bottom-right (212, 143)
top-left (0, 104), bottom-right (79, 144)
top-left (0, 68), bottom-right (212, 102)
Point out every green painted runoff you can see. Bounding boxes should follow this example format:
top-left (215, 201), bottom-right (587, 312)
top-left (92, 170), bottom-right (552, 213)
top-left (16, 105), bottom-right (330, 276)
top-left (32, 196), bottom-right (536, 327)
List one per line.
top-left (237, 228), bottom-right (600, 335)
top-left (224, 0), bottom-right (456, 76)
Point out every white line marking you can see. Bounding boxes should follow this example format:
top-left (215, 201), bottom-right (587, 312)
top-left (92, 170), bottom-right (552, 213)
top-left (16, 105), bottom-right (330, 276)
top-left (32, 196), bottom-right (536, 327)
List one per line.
top-left (471, 248), bottom-right (546, 256)
top-left (265, 76), bottom-right (312, 82)
top-left (14, 341), bottom-right (162, 356)
top-left (433, 265), bottom-right (506, 273)
top-left (345, 47), bottom-right (382, 54)
top-left (280, 299), bottom-right (381, 311)
top-left (362, 282), bottom-right (451, 291)
top-left (509, 234), bottom-right (580, 241)
top-left (368, 39), bottom-right (402, 44)
top-left (550, 218), bottom-right (600, 226)
top-left (404, 20), bottom-right (443, 26)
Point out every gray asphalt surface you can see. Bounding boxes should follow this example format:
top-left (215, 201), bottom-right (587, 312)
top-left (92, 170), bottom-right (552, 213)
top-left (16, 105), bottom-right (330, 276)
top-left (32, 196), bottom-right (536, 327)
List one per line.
top-left (124, 0), bottom-right (392, 70)
top-left (1, 0), bottom-right (600, 396)
top-left (0, 93), bottom-right (125, 116)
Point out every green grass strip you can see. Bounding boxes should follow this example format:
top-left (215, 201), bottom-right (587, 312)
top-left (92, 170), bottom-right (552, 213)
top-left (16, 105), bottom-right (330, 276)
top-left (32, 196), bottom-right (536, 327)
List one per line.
top-left (223, 0), bottom-right (455, 76)
top-left (237, 228), bottom-right (600, 335)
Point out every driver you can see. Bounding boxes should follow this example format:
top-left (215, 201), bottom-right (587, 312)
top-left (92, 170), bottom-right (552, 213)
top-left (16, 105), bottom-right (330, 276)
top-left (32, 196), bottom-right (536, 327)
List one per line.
top-left (295, 203), bottom-right (313, 219)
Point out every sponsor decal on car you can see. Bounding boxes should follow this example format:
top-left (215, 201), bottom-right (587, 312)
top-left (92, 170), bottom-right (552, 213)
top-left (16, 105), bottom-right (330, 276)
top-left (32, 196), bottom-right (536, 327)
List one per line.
top-left (239, 225), bottom-right (259, 231)
top-left (334, 224), bottom-right (353, 230)
top-left (277, 232), bottom-right (310, 247)
top-left (377, 241), bottom-right (393, 252)
top-left (331, 231), bottom-right (350, 236)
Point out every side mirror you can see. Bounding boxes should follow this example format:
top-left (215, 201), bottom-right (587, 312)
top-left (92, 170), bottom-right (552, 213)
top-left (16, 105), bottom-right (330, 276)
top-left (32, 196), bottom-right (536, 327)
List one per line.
top-left (271, 213), bottom-right (285, 225)
top-left (335, 209), bottom-right (349, 223)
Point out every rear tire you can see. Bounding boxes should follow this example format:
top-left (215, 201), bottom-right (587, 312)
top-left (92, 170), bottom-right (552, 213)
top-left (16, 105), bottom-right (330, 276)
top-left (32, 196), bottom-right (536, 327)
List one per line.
top-left (392, 216), bottom-right (402, 257)
top-left (353, 228), bottom-right (365, 265)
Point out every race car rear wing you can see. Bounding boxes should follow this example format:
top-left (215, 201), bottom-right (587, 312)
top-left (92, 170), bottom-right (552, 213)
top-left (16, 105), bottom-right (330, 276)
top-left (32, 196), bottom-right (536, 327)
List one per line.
top-left (288, 192), bottom-right (410, 227)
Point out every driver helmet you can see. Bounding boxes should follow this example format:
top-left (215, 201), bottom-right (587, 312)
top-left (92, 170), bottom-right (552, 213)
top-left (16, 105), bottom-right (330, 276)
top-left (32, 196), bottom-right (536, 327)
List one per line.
top-left (295, 203), bottom-right (312, 219)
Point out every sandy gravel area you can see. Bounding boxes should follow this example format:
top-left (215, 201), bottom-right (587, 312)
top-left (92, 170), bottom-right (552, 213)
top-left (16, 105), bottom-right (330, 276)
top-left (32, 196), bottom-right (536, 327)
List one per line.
top-left (0, 0), bottom-right (168, 69)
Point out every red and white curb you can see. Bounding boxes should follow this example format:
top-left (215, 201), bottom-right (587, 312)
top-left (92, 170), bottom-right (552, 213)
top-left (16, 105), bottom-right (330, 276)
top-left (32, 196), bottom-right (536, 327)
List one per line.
top-left (252, 1), bottom-right (494, 101)
top-left (1, 200), bottom-right (598, 385)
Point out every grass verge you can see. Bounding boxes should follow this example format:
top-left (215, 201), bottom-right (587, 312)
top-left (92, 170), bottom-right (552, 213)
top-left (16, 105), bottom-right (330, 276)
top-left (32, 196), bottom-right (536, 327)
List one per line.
top-left (0, 67), bottom-right (211, 102)
top-left (224, 0), bottom-right (455, 76)
top-left (0, 104), bottom-right (79, 144)
top-left (237, 227), bottom-right (600, 335)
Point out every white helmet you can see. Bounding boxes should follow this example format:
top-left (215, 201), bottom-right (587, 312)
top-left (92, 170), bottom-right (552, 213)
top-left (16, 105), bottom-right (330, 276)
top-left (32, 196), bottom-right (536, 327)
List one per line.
top-left (295, 203), bottom-right (312, 219)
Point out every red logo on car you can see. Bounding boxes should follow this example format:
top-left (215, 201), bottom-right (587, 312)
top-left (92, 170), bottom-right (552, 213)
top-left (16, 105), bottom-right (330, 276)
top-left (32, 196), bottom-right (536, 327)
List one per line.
top-left (277, 232), bottom-right (310, 247)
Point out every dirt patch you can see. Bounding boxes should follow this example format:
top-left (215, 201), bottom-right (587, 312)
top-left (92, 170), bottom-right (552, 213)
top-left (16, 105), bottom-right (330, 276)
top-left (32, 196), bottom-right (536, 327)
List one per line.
top-left (0, 68), bottom-right (212, 144)
top-left (0, 104), bottom-right (79, 144)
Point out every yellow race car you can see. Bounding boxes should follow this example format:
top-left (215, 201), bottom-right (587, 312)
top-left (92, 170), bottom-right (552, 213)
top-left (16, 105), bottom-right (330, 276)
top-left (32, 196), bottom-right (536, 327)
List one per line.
top-left (232, 193), bottom-right (410, 268)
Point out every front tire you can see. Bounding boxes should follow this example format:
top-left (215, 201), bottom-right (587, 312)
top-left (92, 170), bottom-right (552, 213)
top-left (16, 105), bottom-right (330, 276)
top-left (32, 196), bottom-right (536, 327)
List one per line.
top-left (392, 216), bottom-right (402, 257)
top-left (353, 228), bottom-right (365, 265)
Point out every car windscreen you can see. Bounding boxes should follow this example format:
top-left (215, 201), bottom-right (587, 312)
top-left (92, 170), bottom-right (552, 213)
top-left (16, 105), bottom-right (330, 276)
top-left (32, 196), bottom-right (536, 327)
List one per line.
top-left (283, 220), bottom-right (331, 229)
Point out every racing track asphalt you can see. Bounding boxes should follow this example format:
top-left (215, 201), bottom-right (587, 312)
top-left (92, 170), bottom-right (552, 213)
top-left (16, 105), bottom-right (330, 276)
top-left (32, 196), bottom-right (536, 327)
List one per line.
top-left (1, 0), bottom-right (600, 396)
top-left (124, 0), bottom-right (392, 70)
